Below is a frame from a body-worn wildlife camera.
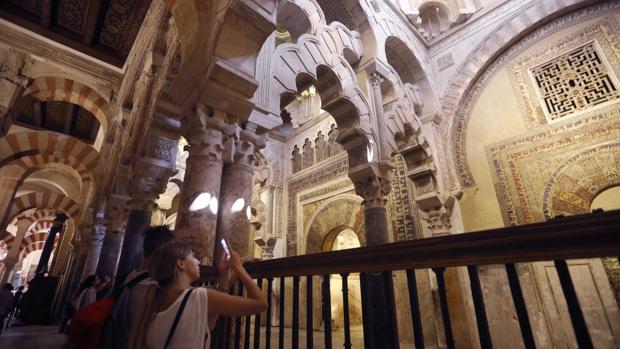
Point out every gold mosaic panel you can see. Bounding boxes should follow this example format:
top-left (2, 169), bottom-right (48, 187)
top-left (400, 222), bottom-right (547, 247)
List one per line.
top-left (487, 106), bottom-right (620, 226)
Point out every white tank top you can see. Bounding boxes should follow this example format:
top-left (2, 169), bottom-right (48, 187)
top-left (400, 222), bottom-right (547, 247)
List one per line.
top-left (146, 288), bottom-right (211, 349)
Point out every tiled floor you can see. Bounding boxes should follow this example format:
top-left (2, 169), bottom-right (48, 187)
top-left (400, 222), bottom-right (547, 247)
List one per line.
top-left (0, 325), bottom-right (67, 348)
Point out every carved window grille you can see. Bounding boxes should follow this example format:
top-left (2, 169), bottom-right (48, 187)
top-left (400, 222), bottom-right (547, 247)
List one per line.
top-left (530, 41), bottom-right (620, 121)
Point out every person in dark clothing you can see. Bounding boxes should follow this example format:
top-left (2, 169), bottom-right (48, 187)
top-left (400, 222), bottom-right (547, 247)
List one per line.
top-left (0, 283), bottom-right (14, 336)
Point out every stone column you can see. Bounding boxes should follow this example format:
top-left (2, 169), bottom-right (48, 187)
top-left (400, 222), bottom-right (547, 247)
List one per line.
top-left (369, 72), bottom-right (392, 162)
top-left (96, 194), bottom-right (130, 278)
top-left (350, 163), bottom-right (399, 348)
top-left (175, 105), bottom-right (234, 265)
top-left (35, 214), bottom-right (67, 277)
top-left (0, 216), bottom-right (33, 283)
top-left (354, 175), bottom-right (393, 245)
top-left (115, 159), bottom-right (171, 285)
top-left (215, 127), bottom-right (265, 260)
top-left (0, 176), bottom-right (20, 229)
top-left (81, 207), bottom-right (106, 279)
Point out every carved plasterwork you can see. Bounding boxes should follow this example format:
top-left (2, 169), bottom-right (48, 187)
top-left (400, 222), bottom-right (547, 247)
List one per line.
top-left (509, 20), bottom-right (620, 127)
top-left (446, 7), bottom-right (620, 188)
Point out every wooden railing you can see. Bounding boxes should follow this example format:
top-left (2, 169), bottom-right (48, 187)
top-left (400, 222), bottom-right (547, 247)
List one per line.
top-left (202, 209), bottom-right (620, 349)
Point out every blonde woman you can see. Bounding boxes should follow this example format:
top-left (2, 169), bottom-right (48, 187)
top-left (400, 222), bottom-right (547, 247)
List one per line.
top-left (128, 241), bottom-right (267, 349)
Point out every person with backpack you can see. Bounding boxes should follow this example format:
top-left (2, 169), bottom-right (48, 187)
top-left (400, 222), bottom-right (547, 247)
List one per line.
top-left (69, 225), bottom-right (176, 349)
top-left (128, 241), bottom-right (266, 349)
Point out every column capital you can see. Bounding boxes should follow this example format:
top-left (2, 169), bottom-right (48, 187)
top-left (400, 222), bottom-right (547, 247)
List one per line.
top-left (105, 194), bottom-right (131, 232)
top-left (254, 236), bottom-right (278, 259)
top-left (232, 128), bottom-right (266, 167)
top-left (354, 175), bottom-right (392, 209)
top-left (127, 158), bottom-right (175, 211)
top-left (369, 72), bottom-right (385, 87)
top-left (419, 194), bottom-right (456, 236)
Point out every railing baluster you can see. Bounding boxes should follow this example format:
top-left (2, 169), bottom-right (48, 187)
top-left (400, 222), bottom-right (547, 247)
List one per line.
top-left (223, 286), bottom-right (235, 349)
top-left (433, 267), bottom-right (455, 349)
top-left (292, 275), bottom-right (300, 349)
top-left (341, 273), bottom-right (352, 349)
top-left (253, 278), bottom-right (263, 349)
top-left (405, 269), bottom-right (425, 349)
top-left (382, 271), bottom-right (400, 348)
top-left (306, 275), bottom-right (313, 349)
top-left (266, 278), bottom-right (273, 349)
top-left (244, 300), bottom-right (252, 349)
top-left (505, 263), bottom-right (535, 349)
top-left (278, 276), bottom-right (285, 349)
top-left (235, 283), bottom-right (244, 349)
top-left (467, 265), bottom-right (492, 349)
top-left (322, 274), bottom-right (332, 349)
top-left (554, 260), bottom-right (593, 349)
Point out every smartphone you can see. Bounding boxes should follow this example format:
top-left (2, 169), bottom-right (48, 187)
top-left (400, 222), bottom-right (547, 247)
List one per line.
top-left (220, 239), bottom-right (231, 260)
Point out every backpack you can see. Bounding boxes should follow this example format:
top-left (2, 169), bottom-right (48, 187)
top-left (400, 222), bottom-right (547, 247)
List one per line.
top-left (98, 271), bottom-right (151, 349)
top-left (67, 271), bottom-right (149, 349)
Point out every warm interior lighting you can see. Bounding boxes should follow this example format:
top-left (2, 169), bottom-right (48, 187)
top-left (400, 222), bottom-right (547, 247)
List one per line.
top-left (209, 197), bottom-right (218, 214)
top-left (189, 192), bottom-right (212, 212)
top-left (231, 198), bottom-right (245, 213)
top-left (366, 139), bottom-right (375, 162)
top-left (246, 206), bottom-right (252, 220)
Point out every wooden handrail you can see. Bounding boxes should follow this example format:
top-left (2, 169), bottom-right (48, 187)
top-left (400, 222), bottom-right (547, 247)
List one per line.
top-left (200, 210), bottom-right (620, 280)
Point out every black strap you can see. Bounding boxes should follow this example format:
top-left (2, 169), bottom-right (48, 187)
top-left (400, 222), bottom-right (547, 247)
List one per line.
top-left (111, 271), bottom-right (150, 299)
top-left (164, 288), bottom-right (194, 349)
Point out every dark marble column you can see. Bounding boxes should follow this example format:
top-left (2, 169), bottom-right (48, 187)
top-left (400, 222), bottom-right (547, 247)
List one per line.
top-left (175, 105), bottom-right (234, 265)
top-left (35, 214), bottom-right (67, 277)
top-left (96, 195), bottom-right (130, 278)
top-left (114, 159), bottom-right (171, 286)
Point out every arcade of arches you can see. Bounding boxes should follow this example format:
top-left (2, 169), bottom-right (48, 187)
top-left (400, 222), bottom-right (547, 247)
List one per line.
top-left (1, 0), bottom-right (620, 347)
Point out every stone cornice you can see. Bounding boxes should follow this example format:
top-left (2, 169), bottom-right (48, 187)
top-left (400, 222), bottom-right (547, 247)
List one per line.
top-left (0, 19), bottom-right (123, 86)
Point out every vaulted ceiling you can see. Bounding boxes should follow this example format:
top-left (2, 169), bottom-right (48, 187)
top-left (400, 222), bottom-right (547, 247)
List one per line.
top-left (0, 0), bottom-right (152, 67)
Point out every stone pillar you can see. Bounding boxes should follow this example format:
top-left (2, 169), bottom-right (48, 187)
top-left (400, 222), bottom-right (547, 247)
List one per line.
top-left (350, 161), bottom-right (398, 348)
top-left (96, 194), bottom-right (130, 278)
top-left (354, 175), bottom-right (393, 245)
top-left (0, 216), bottom-right (33, 283)
top-left (115, 159), bottom-right (171, 285)
top-left (0, 257), bottom-right (16, 285)
top-left (175, 106), bottom-right (234, 265)
top-left (215, 127), bottom-right (265, 260)
top-left (369, 72), bottom-right (392, 162)
top-left (0, 176), bottom-right (20, 230)
top-left (35, 214), bottom-right (67, 277)
top-left (81, 207), bottom-right (106, 279)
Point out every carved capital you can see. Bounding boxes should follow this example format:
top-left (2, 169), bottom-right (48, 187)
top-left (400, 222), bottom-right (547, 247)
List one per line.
top-left (104, 194), bottom-right (131, 232)
top-left (354, 176), bottom-right (392, 208)
top-left (233, 128), bottom-right (266, 167)
top-left (127, 159), bottom-right (175, 211)
top-left (369, 72), bottom-right (384, 88)
top-left (419, 195), bottom-right (456, 236)
top-left (254, 236), bottom-right (278, 259)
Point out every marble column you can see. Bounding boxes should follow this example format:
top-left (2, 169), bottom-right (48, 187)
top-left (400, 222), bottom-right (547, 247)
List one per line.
top-left (215, 127), bottom-right (264, 259)
top-left (96, 195), bottom-right (130, 278)
top-left (354, 175), bottom-right (393, 245)
top-left (0, 258), bottom-right (16, 285)
top-left (369, 72), bottom-right (392, 162)
top-left (35, 214), bottom-right (67, 277)
top-left (81, 208), bottom-right (106, 279)
top-left (175, 105), bottom-right (234, 265)
top-left (115, 159), bottom-right (171, 285)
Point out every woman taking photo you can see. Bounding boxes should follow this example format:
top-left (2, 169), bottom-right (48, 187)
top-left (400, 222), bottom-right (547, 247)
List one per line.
top-left (129, 241), bottom-right (266, 349)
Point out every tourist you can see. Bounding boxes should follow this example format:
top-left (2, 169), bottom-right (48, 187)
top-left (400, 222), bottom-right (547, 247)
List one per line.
top-left (0, 283), bottom-right (15, 336)
top-left (128, 241), bottom-right (267, 349)
top-left (73, 274), bottom-right (100, 311)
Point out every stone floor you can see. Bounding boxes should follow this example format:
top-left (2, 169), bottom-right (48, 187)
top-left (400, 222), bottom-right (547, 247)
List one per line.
top-left (0, 323), bottom-right (411, 348)
top-left (0, 325), bottom-right (67, 348)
